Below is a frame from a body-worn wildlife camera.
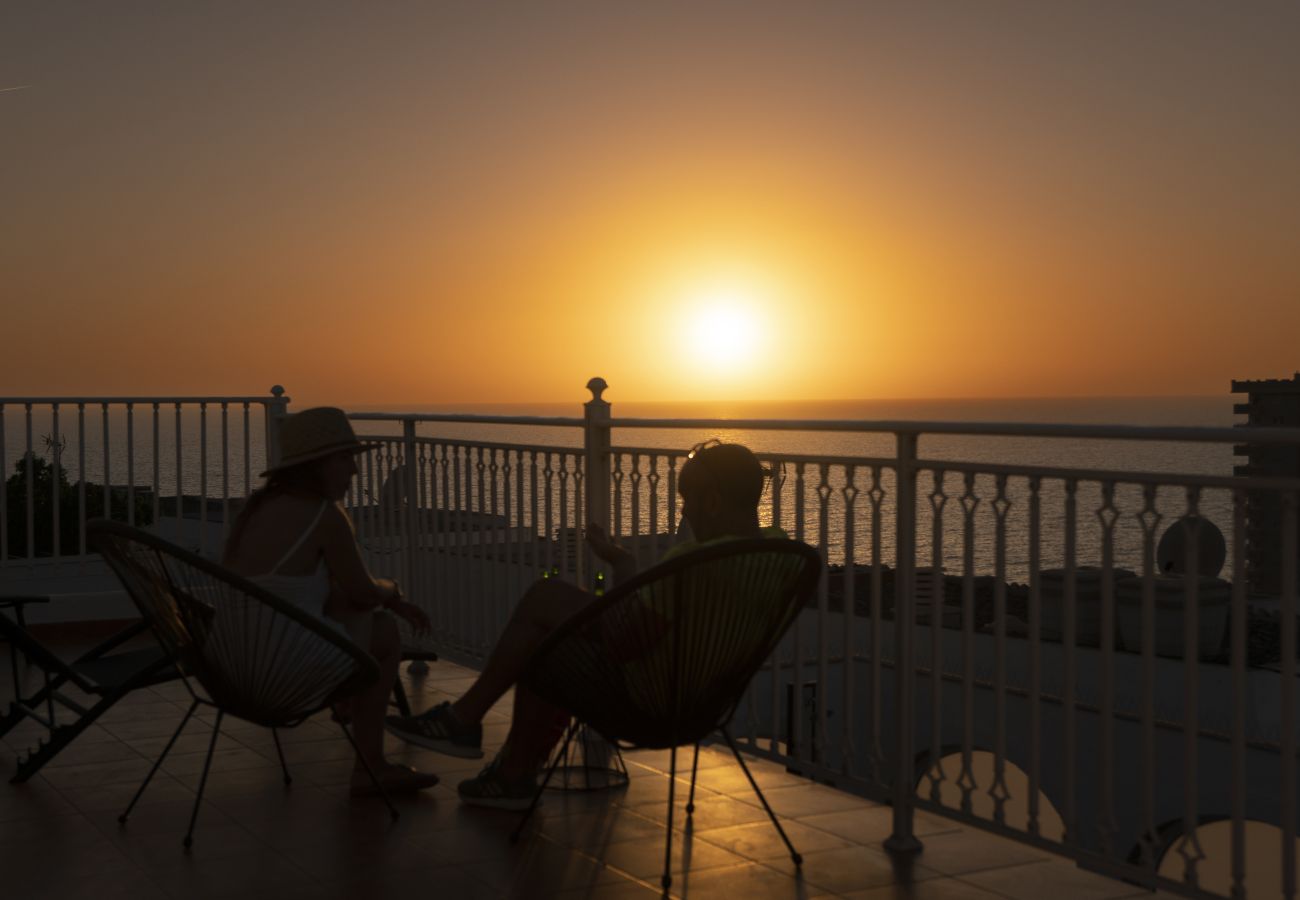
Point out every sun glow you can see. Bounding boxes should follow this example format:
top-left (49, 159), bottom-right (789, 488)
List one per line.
top-left (683, 285), bottom-right (768, 372)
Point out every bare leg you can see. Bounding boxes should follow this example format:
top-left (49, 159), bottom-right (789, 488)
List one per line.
top-left (495, 685), bottom-right (569, 779)
top-left (453, 579), bottom-right (590, 723)
top-left (352, 612), bottom-right (401, 771)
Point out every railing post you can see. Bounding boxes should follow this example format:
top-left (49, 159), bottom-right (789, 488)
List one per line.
top-left (263, 385), bottom-right (289, 472)
top-left (401, 417), bottom-right (420, 602)
top-left (584, 377), bottom-right (612, 542)
top-left (885, 430), bottom-right (922, 854)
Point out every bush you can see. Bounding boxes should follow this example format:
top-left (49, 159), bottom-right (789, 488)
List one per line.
top-left (4, 451), bottom-right (153, 558)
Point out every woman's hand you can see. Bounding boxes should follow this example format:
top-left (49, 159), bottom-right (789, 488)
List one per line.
top-left (386, 598), bottom-right (432, 635)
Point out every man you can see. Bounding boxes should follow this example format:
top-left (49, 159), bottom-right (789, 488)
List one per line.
top-left (385, 441), bottom-right (785, 808)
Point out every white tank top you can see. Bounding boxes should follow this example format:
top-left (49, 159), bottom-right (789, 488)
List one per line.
top-left (248, 500), bottom-right (332, 622)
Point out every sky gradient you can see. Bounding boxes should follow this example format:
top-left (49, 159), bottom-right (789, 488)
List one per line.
top-left (3, 2), bottom-right (1298, 406)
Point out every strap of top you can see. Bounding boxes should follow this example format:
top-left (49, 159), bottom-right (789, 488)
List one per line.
top-left (269, 500), bottom-right (329, 574)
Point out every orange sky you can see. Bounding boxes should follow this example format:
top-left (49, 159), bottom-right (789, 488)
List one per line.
top-left (2, 3), bottom-right (1298, 406)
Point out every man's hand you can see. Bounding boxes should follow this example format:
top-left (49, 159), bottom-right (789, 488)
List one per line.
top-left (587, 522), bottom-right (631, 567)
top-left (585, 521), bottom-right (636, 584)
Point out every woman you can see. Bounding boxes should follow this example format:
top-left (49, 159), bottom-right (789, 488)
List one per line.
top-left (223, 406), bottom-right (438, 795)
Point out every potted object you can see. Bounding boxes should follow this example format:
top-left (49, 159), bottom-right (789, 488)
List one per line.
top-left (1039, 566), bottom-right (1135, 646)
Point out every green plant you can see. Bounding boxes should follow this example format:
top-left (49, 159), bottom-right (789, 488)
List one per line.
top-left (4, 440), bottom-right (153, 558)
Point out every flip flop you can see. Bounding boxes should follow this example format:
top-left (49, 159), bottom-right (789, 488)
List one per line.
top-left (350, 764), bottom-right (440, 797)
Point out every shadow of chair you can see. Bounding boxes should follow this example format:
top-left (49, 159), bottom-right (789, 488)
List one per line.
top-left (512, 537), bottom-right (823, 890)
top-left (88, 519), bottom-right (398, 848)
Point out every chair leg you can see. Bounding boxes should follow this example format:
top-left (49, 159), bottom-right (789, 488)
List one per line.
top-left (721, 727), bottom-right (801, 866)
top-left (338, 721), bottom-right (399, 821)
top-left (120, 699), bottom-right (198, 824)
top-left (686, 742), bottom-right (701, 815)
top-left (390, 679), bottom-right (412, 717)
top-left (511, 719), bottom-right (579, 843)
top-left (662, 744), bottom-right (678, 890)
top-left (271, 728), bottom-right (292, 785)
top-left (184, 710), bottom-right (223, 849)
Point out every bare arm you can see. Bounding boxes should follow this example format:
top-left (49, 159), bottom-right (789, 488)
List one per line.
top-left (318, 503), bottom-right (397, 610)
top-left (585, 521), bottom-right (637, 585)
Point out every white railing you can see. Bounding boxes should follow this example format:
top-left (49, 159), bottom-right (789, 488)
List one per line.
top-left (0, 390), bottom-right (288, 573)
top-left (7, 380), bottom-right (1300, 899)
top-left (348, 380), bottom-right (1300, 900)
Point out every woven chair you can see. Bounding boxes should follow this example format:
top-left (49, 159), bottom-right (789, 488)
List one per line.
top-left (513, 537), bottom-right (822, 890)
top-left (88, 519), bottom-right (398, 848)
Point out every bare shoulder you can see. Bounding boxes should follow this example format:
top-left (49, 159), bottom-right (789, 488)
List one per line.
top-left (316, 501), bottom-right (356, 544)
top-left (227, 494), bottom-right (330, 572)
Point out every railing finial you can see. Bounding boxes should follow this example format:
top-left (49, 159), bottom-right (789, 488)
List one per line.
top-left (586, 377), bottom-right (608, 402)
top-left (270, 385), bottom-right (285, 398)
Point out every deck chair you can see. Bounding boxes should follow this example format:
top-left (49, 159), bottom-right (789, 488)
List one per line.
top-left (88, 519), bottom-right (398, 848)
top-left (512, 537), bottom-right (822, 890)
top-left (0, 595), bottom-right (176, 783)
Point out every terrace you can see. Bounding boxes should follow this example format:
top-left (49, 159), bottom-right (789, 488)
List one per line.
top-left (3, 380), bottom-right (1300, 899)
top-left (3, 645), bottom-right (1149, 900)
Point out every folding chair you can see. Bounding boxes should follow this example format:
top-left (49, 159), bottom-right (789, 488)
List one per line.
top-left (0, 595), bottom-right (176, 783)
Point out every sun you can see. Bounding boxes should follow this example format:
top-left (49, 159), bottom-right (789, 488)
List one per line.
top-left (684, 286), bottom-right (766, 371)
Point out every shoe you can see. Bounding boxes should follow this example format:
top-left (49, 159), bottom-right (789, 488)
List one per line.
top-left (385, 702), bottom-right (483, 758)
top-left (457, 758), bottom-right (539, 811)
top-left (350, 763), bottom-right (440, 797)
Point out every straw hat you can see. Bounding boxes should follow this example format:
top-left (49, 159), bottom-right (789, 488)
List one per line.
top-left (261, 407), bottom-right (368, 476)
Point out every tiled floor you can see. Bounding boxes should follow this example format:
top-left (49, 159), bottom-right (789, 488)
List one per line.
top-left (2, 656), bottom-right (1155, 899)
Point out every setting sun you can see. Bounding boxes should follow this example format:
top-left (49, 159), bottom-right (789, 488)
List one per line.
top-left (682, 286), bottom-right (768, 372)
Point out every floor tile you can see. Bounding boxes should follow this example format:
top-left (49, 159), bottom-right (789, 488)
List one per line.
top-left (669, 860), bottom-right (822, 898)
top-left (753, 781), bottom-right (881, 818)
top-left (785, 844), bottom-right (945, 894)
top-left (697, 818), bottom-right (855, 861)
top-left (839, 878), bottom-right (1008, 899)
top-left (461, 835), bottom-right (628, 895)
top-left (800, 805), bottom-right (961, 845)
top-left (596, 830), bottom-right (749, 879)
top-left (908, 828), bottom-right (1054, 876)
top-left (959, 858), bottom-right (1144, 899)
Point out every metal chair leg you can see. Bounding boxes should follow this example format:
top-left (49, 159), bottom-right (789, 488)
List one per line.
top-left (511, 719), bottom-right (579, 843)
top-left (271, 727), bottom-right (292, 785)
top-left (663, 744), bottom-right (678, 890)
top-left (184, 710), bottom-right (223, 849)
top-left (120, 699), bottom-right (198, 824)
top-left (686, 742), bottom-right (701, 815)
top-left (390, 679), bottom-right (412, 717)
top-left (721, 727), bottom-right (801, 866)
top-left (338, 721), bottom-right (399, 821)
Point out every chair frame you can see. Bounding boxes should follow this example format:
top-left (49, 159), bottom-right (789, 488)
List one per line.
top-left (88, 519), bottom-right (399, 847)
top-left (1, 596), bottom-right (177, 782)
top-left (510, 538), bottom-right (822, 889)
